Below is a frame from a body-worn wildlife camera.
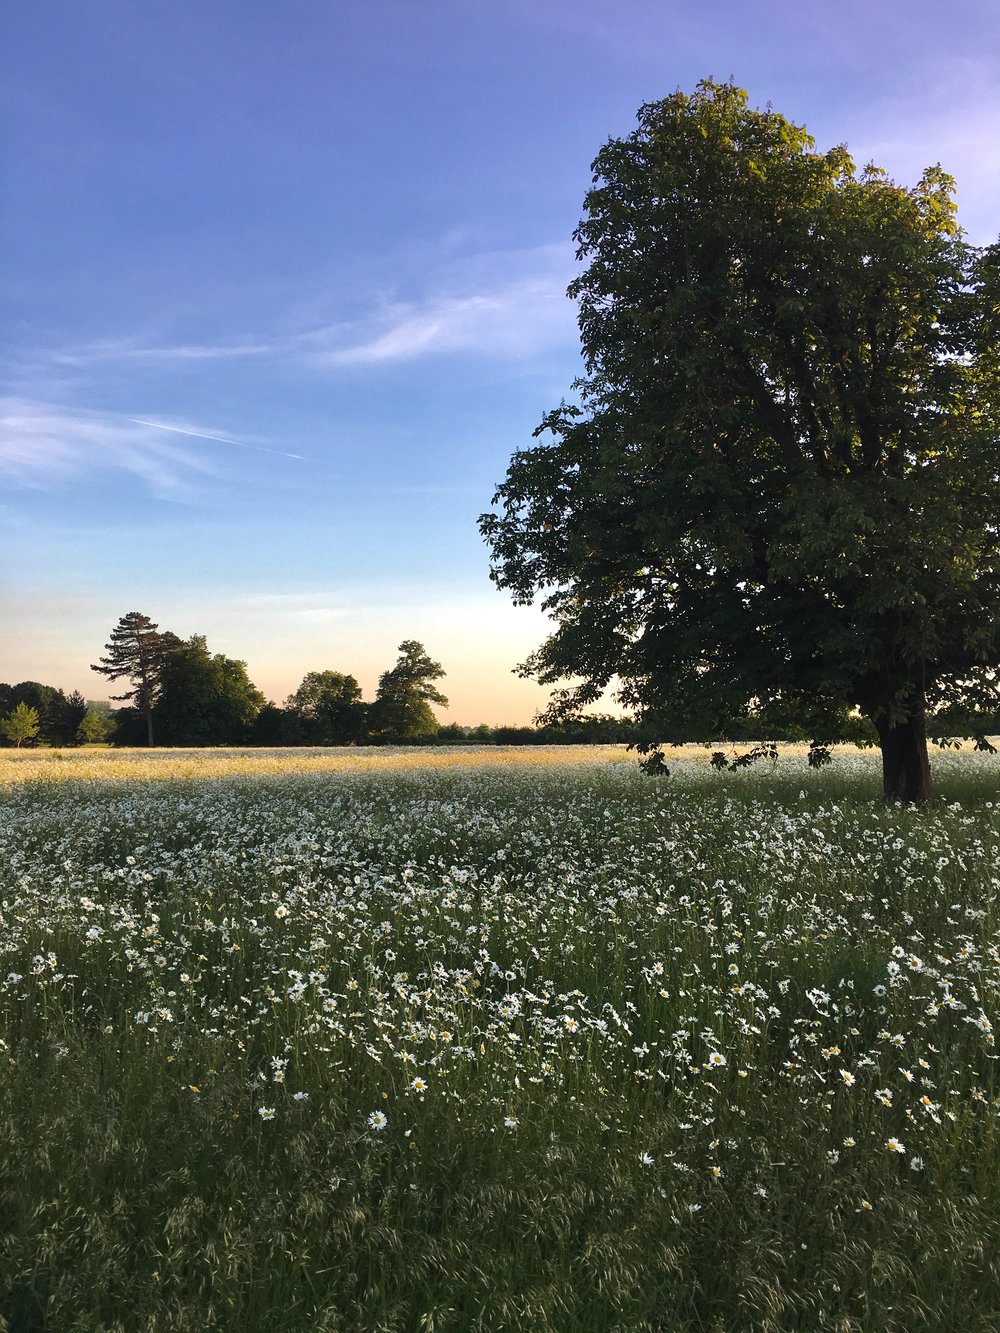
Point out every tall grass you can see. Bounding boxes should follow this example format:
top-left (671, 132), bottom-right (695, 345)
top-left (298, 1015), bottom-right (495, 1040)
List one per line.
top-left (1, 746), bottom-right (997, 1330)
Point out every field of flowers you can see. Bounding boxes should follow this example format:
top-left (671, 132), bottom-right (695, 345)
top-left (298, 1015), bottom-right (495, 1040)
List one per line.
top-left (1, 745), bottom-right (998, 1331)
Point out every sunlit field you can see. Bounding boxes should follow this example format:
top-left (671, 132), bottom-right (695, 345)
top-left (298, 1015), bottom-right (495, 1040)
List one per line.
top-left (1, 745), bottom-right (998, 1331)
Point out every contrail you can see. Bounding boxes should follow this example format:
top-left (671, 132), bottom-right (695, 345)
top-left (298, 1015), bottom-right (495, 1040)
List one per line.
top-left (129, 418), bottom-right (305, 461)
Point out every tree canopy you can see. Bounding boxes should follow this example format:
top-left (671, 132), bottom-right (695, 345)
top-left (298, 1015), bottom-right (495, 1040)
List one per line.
top-left (0, 702), bottom-right (40, 748)
top-left (284, 670), bottom-right (366, 745)
top-left (91, 612), bottom-right (181, 747)
top-left (76, 708), bottom-right (111, 745)
top-left (0, 682), bottom-right (85, 746)
top-left (155, 635), bottom-right (266, 745)
top-left (480, 81), bottom-right (1000, 802)
top-left (371, 641), bottom-right (448, 740)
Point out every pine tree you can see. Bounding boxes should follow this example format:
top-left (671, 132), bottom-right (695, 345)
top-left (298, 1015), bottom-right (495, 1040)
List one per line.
top-left (91, 612), bottom-right (179, 747)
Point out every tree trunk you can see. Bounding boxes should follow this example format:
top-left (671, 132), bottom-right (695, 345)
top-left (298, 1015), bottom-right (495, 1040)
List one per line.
top-left (874, 702), bottom-right (932, 804)
top-left (145, 707), bottom-right (155, 748)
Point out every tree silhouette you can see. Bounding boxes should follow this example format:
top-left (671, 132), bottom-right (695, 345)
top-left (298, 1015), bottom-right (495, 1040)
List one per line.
top-left (482, 81), bottom-right (1000, 803)
top-left (91, 612), bottom-right (180, 747)
top-left (371, 641), bottom-right (448, 740)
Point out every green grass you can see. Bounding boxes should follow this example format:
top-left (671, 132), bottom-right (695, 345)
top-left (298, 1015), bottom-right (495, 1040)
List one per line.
top-left (1, 748), bottom-right (998, 1330)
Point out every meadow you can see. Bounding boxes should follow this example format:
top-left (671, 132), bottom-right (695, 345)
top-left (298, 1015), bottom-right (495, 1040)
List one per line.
top-left (0, 744), bottom-right (997, 1331)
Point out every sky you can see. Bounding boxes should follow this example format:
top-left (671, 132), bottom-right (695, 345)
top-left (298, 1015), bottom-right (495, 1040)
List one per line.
top-left (2, 0), bottom-right (999, 725)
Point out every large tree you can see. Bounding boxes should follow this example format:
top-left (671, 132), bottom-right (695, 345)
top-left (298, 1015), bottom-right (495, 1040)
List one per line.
top-left (284, 670), bottom-right (367, 745)
top-left (481, 81), bottom-right (1000, 803)
top-left (155, 635), bottom-right (266, 745)
top-left (371, 641), bottom-right (448, 740)
top-left (91, 612), bottom-right (180, 747)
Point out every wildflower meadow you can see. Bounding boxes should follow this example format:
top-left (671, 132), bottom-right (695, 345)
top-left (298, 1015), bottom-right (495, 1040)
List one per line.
top-left (1, 745), bottom-right (997, 1331)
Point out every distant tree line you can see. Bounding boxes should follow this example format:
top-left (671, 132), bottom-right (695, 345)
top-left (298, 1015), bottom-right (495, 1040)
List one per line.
top-left (83, 612), bottom-right (457, 748)
top-left (4, 609), bottom-right (995, 750)
top-left (0, 682), bottom-right (94, 747)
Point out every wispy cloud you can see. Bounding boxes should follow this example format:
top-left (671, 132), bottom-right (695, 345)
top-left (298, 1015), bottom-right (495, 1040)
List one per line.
top-left (309, 267), bottom-right (576, 368)
top-left (28, 243), bottom-right (579, 374)
top-left (48, 339), bottom-right (273, 366)
top-left (0, 399), bottom-right (285, 499)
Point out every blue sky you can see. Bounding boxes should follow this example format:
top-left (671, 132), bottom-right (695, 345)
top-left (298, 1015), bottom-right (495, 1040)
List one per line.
top-left (3, 0), bottom-right (998, 724)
